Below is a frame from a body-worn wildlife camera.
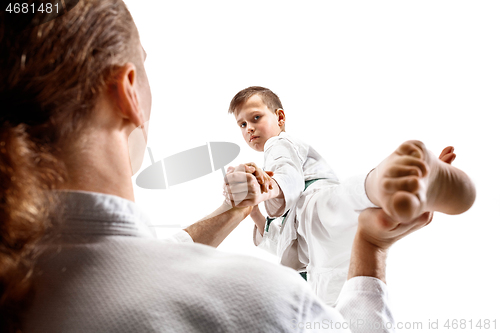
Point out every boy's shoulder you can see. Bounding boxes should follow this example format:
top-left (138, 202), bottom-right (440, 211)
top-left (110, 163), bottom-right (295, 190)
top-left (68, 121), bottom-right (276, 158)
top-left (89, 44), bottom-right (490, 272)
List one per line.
top-left (264, 132), bottom-right (311, 165)
top-left (264, 132), bottom-right (310, 152)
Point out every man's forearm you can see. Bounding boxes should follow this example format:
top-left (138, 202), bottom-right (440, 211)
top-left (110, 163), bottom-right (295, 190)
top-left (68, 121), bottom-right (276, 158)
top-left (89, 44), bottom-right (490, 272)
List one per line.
top-left (348, 230), bottom-right (388, 284)
top-left (184, 203), bottom-right (251, 247)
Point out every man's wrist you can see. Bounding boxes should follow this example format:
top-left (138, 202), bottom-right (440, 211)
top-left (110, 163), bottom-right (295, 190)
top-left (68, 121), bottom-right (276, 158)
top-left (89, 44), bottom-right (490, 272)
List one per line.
top-left (230, 203), bottom-right (253, 219)
top-left (348, 229), bottom-right (388, 283)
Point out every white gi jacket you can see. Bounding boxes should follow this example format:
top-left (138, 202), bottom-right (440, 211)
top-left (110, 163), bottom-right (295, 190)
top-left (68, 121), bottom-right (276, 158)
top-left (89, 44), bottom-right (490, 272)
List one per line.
top-left (254, 132), bottom-right (377, 306)
top-left (23, 190), bottom-right (394, 332)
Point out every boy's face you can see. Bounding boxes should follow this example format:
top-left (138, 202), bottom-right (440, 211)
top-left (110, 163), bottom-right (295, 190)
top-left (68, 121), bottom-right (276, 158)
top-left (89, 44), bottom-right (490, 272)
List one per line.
top-left (234, 94), bottom-right (283, 152)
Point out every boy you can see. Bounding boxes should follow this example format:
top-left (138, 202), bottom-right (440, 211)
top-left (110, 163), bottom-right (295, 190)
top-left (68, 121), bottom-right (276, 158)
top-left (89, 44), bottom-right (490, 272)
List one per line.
top-left (224, 86), bottom-right (475, 306)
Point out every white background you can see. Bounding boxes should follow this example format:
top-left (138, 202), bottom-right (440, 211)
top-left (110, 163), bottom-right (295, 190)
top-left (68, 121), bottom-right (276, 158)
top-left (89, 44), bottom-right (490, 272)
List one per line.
top-left (125, 1), bottom-right (499, 331)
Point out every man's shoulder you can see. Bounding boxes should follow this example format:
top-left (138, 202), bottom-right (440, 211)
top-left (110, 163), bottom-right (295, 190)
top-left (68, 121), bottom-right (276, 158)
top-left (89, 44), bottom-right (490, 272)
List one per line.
top-left (140, 239), bottom-right (323, 321)
top-left (161, 240), bottom-right (302, 283)
top-left (32, 237), bottom-right (338, 332)
top-left (117, 237), bottom-right (303, 284)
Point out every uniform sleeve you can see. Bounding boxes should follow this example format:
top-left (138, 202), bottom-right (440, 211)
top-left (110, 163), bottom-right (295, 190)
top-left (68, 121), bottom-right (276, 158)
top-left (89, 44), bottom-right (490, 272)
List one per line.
top-left (290, 276), bottom-right (395, 333)
top-left (274, 274), bottom-right (395, 333)
top-left (252, 218), bottom-right (281, 255)
top-left (334, 276), bottom-right (395, 333)
top-left (264, 138), bottom-right (306, 218)
top-left (162, 230), bottom-right (194, 243)
top-left (339, 173), bottom-right (379, 212)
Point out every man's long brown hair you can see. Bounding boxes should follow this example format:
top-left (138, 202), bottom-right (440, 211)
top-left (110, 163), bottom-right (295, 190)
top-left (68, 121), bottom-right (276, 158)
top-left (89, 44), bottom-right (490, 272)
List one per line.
top-left (0, 1), bottom-right (138, 331)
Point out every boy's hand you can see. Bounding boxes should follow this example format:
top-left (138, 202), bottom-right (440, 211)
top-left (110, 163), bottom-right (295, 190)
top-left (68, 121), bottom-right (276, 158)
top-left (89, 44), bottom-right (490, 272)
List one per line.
top-left (244, 162), bottom-right (274, 193)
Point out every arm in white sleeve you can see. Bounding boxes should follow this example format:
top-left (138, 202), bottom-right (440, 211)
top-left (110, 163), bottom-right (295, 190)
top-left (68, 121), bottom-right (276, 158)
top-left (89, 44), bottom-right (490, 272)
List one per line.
top-left (334, 277), bottom-right (395, 333)
top-left (264, 138), bottom-right (305, 218)
top-left (285, 275), bottom-right (394, 333)
top-left (339, 173), bottom-right (379, 212)
top-left (252, 216), bottom-right (284, 255)
top-left (163, 230), bottom-right (194, 244)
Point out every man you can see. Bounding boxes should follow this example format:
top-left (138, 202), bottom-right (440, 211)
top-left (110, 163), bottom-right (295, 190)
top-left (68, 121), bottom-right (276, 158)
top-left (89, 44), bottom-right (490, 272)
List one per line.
top-left (17, 5), bottom-right (437, 329)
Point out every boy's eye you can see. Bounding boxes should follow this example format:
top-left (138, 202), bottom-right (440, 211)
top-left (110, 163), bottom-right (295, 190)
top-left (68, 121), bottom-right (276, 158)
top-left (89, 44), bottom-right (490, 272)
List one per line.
top-left (240, 122), bottom-right (246, 128)
top-left (254, 116), bottom-right (260, 120)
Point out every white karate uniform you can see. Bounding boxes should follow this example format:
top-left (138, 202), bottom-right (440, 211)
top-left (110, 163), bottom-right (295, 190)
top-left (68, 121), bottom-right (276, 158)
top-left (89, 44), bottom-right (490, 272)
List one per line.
top-left (23, 190), bottom-right (395, 333)
top-left (253, 132), bottom-right (377, 306)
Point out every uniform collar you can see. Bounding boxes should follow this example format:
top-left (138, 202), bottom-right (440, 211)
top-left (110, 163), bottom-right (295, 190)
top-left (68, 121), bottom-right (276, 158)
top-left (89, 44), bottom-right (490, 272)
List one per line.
top-left (51, 190), bottom-right (156, 239)
top-left (264, 131), bottom-right (288, 152)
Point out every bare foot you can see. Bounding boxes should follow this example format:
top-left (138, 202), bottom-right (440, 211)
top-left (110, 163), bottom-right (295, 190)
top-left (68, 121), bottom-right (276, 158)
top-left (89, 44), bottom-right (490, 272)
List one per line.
top-left (366, 141), bottom-right (476, 222)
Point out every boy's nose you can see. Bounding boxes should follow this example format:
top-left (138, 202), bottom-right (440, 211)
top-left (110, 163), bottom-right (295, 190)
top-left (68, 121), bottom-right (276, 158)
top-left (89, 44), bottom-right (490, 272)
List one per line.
top-left (247, 125), bottom-right (254, 133)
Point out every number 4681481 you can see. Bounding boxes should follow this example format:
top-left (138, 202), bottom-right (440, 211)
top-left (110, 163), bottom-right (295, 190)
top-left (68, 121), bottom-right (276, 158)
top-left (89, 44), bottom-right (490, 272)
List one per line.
top-left (6, 3), bottom-right (59, 14)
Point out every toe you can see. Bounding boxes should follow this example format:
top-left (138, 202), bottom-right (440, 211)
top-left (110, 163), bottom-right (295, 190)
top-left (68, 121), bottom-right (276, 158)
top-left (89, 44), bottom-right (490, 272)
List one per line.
top-left (395, 156), bottom-right (429, 177)
top-left (387, 165), bottom-right (423, 178)
top-left (389, 191), bottom-right (421, 222)
top-left (440, 153), bottom-right (456, 164)
top-left (396, 140), bottom-right (426, 159)
top-left (382, 176), bottom-right (421, 194)
top-left (439, 146), bottom-right (454, 159)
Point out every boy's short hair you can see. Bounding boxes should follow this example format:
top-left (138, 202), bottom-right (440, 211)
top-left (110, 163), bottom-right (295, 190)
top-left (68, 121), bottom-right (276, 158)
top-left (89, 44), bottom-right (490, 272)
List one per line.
top-left (228, 86), bottom-right (283, 114)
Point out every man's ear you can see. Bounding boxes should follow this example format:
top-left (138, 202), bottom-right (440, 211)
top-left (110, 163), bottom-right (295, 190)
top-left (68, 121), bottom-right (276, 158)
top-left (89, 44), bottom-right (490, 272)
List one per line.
top-left (110, 63), bottom-right (144, 128)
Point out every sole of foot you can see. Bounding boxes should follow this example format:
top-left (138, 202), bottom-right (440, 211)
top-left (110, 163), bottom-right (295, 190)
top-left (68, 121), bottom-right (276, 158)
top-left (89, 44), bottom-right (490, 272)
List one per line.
top-left (369, 140), bottom-right (476, 222)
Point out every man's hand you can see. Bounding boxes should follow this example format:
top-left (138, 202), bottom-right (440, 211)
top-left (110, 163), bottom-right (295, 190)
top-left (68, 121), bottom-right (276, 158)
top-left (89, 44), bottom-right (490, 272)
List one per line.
top-left (222, 163), bottom-right (275, 208)
top-left (222, 164), bottom-right (266, 207)
top-left (348, 208), bottom-right (433, 283)
top-left (185, 163), bottom-right (275, 247)
top-left (358, 208), bottom-right (433, 251)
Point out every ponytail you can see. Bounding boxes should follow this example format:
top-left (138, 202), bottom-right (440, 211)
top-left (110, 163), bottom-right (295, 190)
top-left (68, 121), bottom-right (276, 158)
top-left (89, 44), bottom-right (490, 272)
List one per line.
top-left (1, 0), bottom-right (139, 330)
top-left (0, 122), bottom-right (66, 332)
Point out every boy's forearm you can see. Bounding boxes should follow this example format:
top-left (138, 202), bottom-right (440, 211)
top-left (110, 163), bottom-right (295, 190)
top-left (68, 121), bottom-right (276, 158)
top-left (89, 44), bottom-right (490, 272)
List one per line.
top-left (251, 209), bottom-right (267, 236)
top-left (262, 179), bottom-right (283, 201)
top-left (184, 203), bottom-right (252, 247)
top-left (348, 230), bottom-right (388, 284)
top-left (260, 179), bottom-right (286, 216)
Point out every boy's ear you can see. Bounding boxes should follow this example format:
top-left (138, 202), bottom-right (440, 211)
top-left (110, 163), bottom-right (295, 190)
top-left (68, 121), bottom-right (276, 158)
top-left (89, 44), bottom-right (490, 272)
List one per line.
top-left (276, 108), bottom-right (286, 127)
top-left (109, 63), bottom-right (144, 128)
